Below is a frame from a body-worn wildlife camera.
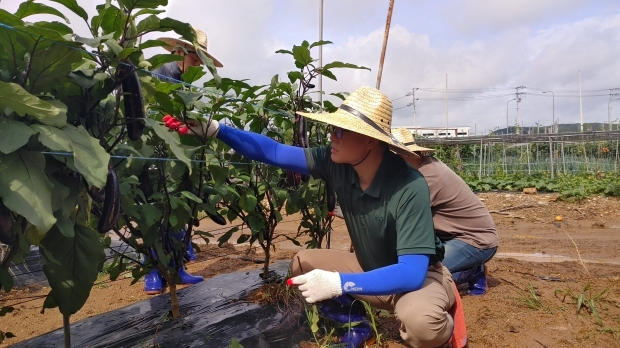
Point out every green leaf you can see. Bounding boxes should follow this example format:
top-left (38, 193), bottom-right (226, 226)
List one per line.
top-left (287, 71), bottom-right (304, 83)
top-left (292, 45), bottom-right (312, 67)
top-left (54, 213), bottom-right (75, 238)
top-left (0, 9), bottom-right (24, 27)
top-left (0, 151), bottom-right (56, 233)
top-left (0, 82), bottom-right (61, 119)
top-left (28, 43), bottom-right (83, 94)
top-left (240, 194), bottom-right (257, 212)
top-left (15, 1), bottom-right (70, 23)
top-left (139, 39), bottom-right (170, 50)
top-left (91, 5), bottom-right (124, 39)
top-left (208, 165), bottom-right (228, 186)
top-left (147, 54), bottom-right (183, 70)
top-left (174, 90), bottom-right (203, 107)
top-left (320, 69), bottom-right (337, 81)
top-left (322, 61), bottom-right (371, 71)
top-left (118, 0), bottom-right (168, 10)
top-left (275, 49), bottom-right (293, 55)
top-left (158, 18), bottom-right (195, 43)
top-left (33, 21), bottom-right (73, 36)
top-left (248, 214), bottom-right (264, 233)
top-left (73, 33), bottom-right (114, 48)
top-left (32, 125), bottom-right (110, 189)
top-left (229, 338), bottom-right (244, 348)
top-left (182, 66), bottom-right (206, 83)
top-left (217, 226), bottom-right (238, 247)
top-left (40, 225), bottom-right (105, 315)
top-left (68, 70), bottom-right (109, 89)
top-left (39, 100), bottom-right (68, 127)
top-left (309, 40), bottom-right (333, 49)
top-left (180, 191), bottom-right (202, 203)
top-left (135, 14), bottom-right (160, 34)
top-left (0, 118), bottom-right (33, 154)
top-left (144, 118), bottom-right (194, 172)
top-left (49, 0), bottom-right (88, 21)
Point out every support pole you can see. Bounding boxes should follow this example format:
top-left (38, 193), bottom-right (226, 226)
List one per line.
top-left (527, 143), bottom-right (531, 175)
top-left (561, 142), bottom-right (566, 174)
top-left (549, 137), bottom-right (554, 179)
top-left (479, 139), bottom-right (483, 180)
top-left (376, 0), bottom-right (395, 90)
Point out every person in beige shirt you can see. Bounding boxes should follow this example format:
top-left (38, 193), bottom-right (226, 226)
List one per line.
top-left (333, 128), bottom-right (498, 296)
top-left (392, 128), bottom-right (498, 295)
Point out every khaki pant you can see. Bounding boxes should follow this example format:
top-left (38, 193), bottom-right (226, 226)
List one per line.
top-left (290, 249), bottom-right (456, 348)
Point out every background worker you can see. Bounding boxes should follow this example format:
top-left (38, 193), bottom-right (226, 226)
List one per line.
top-left (142, 26), bottom-right (223, 295)
top-left (392, 128), bottom-right (498, 296)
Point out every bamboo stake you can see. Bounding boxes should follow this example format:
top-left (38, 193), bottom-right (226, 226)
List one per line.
top-left (376, 0), bottom-right (395, 89)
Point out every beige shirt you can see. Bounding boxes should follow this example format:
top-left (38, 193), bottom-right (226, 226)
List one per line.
top-left (416, 157), bottom-right (498, 249)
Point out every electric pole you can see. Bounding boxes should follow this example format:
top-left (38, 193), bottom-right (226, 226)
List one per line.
top-left (411, 87), bottom-right (419, 127)
top-left (515, 86), bottom-right (526, 134)
top-left (609, 88), bottom-right (620, 130)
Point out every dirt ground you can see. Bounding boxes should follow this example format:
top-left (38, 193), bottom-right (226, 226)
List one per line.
top-left (2, 192), bottom-right (620, 347)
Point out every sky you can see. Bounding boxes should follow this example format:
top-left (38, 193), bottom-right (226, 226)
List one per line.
top-left (2, 0), bottom-right (620, 134)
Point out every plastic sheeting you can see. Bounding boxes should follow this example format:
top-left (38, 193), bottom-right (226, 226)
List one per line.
top-left (13, 260), bottom-right (313, 348)
top-left (8, 241), bottom-right (138, 287)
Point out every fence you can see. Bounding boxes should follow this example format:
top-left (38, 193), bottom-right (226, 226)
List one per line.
top-left (416, 131), bottom-right (620, 178)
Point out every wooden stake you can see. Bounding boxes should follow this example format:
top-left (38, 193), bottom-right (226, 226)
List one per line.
top-left (376, 0), bottom-right (395, 90)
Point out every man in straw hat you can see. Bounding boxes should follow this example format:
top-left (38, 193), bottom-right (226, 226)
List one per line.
top-left (165, 86), bottom-right (461, 348)
top-left (152, 26), bottom-right (223, 83)
top-left (142, 26), bottom-right (223, 295)
top-left (390, 128), bottom-right (498, 296)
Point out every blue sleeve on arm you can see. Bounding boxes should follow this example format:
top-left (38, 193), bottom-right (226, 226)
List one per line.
top-left (339, 254), bottom-right (429, 295)
top-left (216, 125), bottom-right (309, 175)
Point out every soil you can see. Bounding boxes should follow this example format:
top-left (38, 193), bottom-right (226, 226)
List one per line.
top-left (2, 192), bottom-right (620, 347)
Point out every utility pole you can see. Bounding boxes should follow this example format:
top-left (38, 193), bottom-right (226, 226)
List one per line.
top-left (579, 70), bottom-right (583, 132)
top-left (515, 86), bottom-right (526, 134)
top-left (608, 88), bottom-right (620, 130)
top-left (445, 73), bottom-right (449, 135)
top-left (411, 87), bottom-right (419, 127)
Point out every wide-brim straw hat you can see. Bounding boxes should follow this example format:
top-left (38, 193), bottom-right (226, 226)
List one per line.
top-left (391, 128), bottom-right (435, 153)
top-left (158, 26), bottom-right (223, 68)
top-left (296, 86), bottom-right (414, 157)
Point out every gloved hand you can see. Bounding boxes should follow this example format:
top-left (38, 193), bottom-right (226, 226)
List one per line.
top-left (162, 115), bottom-right (220, 137)
top-left (287, 269), bottom-right (343, 303)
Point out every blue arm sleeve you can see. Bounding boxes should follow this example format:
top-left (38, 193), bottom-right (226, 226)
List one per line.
top-left (339, 254), bottom-right (430, 295)
top-left (216, 125), bottom-right (309, 175)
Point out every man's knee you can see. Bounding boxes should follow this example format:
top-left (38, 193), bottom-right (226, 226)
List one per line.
top-left (401, 311), bottom-right (454, 347)
top-left (289, 249), bottom-right (315, 276)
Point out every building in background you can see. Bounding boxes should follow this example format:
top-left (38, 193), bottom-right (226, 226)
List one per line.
top-left (397, 126), bottom-right (471, 138)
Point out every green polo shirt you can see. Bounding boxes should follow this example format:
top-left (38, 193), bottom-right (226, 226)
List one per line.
top-left (304, 146), bottom-right (444, 271)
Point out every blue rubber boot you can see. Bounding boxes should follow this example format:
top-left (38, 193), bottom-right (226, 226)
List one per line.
top-left (171, 227), bottom-right (198, 263)
top-left (319, 295), bottom-right (375, 348)
top-left (185, 240), bottom-right (198, 263)
top-left (452, 264), bottom-right (487, 296)
top-left (144, 269), bottom-right (164, 295)
top-left (175, 264), bottom-right (203, 284)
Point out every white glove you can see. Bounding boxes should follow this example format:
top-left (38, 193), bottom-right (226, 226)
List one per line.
top-left (287, 269), bottom-right (343, 303)
top-left (163, 115), bottom-right (220, 137)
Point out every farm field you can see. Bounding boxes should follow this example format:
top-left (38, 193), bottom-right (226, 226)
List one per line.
top-left (1, 192), bottom-right (620, 347)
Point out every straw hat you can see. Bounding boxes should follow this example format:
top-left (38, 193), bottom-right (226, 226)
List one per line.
top-left (391, 128), bottom-right (435, 153)
top-left (158, 26), bottom-right (223, 68)
top-left (296, 86), bottom-right (414, 156)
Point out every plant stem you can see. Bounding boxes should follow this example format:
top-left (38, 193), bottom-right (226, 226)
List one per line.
top-left (63, 314), bottom-right (71, 348)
